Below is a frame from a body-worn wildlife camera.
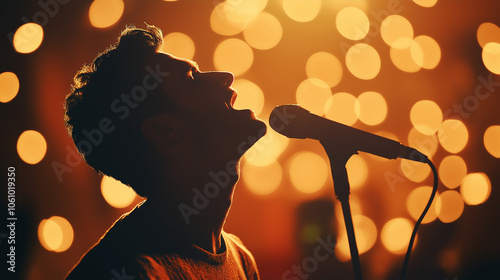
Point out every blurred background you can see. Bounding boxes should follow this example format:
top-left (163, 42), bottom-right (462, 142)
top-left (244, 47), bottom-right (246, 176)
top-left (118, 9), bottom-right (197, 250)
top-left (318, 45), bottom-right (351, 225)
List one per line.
top-left (1, 0), bottom-right (500, 279)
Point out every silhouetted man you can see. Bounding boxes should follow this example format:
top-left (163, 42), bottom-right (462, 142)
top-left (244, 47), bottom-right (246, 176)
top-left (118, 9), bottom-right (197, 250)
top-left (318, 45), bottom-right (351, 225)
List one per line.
top-left (64, 25), bottom-right (265, 279)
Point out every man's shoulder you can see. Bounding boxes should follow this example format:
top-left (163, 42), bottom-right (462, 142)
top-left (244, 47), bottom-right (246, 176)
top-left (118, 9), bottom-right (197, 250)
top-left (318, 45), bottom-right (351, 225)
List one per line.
top-left (65, 205), bottom-right (147, 279)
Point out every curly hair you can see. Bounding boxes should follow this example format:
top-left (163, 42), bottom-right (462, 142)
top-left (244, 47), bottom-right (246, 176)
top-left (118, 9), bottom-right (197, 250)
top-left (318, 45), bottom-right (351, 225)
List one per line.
top-left (64, 25), bottom-right (167, 197)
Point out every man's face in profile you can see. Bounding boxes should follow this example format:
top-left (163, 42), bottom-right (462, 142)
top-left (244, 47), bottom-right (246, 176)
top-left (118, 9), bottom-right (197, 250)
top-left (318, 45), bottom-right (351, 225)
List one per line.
top-left (150, 52), bottom-right (267, 158)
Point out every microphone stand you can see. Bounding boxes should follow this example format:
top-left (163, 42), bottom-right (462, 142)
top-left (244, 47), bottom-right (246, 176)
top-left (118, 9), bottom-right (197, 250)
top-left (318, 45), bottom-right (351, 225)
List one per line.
top-left (320, 140), bottom-right (363, 280)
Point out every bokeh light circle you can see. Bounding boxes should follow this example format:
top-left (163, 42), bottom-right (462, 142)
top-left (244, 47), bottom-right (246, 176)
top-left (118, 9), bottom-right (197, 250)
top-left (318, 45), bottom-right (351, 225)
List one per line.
top-left (306, 52), bottom-right (343, 88)
top-left (89, 0), bottom-right (124, 28)
top-left (38, 216), bottom-right (74, 252)
top-left (325, 92), bottom-right (358, 126)
top-left (289, 151), bottom-right (329, 194)
top-left (411, 35), bottom-right (441, 69)
top-left (484, 125), bottom-right (500, 158)
top-left (413, 0), bottom-right (438, 7)
top-left (336, 215), bottom-right (377, 260)
top-left (242, 161), bottom-right (282, 195)
top-left (482, 42), bottom-right (500, 74)
top-left (336, 7), bottom-right (369, 40)
top-left (0, 72), bottom-right (20, 103)
top-left (437, 119), bottom-right (468, 153)
top-left (436, 190), bottom-right (464, 223)
top-left (244, 130), bottom-right (289, 167)
top-left (101, 176), bottom-right (137, 208)
top-left (460, 173), bottom-right (491, 205)
top-left (162, 32), bottom-right (195, 60)
top-left (243, 12), bottom-right (282, 50)
top-left (213, 38), bottom-right (254, 76)
top-left (477, 22), bottom-right (500, 48)
top-left (282, 0), bottom-right (321, 22)
top-left (381, 218), bottom-right (415, 254)
top-left (210, 3), bottom-right (246, 36)
top-left (406, 186), bottom-right (439, 224)
top-left (400, 159), bottom-right (431, 183)
top-left (354, 91), bottom-right (387, 126)
top-left (17, 130), bottom-right (47, 164)
top-left (410, 100), bottom-right (443, 135)
top-left (408, 127), bottom-right (439, 158)
top-left (232, 79), bottom-right (265, 116)
top-left (345, 43), bottom-right (381, 80)
top-left (439, 155), bottom-right (467, 189)
top-left (381, 15), bottom-right (414, 49)
top-left (390, 44), bottom-right (421, 73)
top-left (346, 155), bottom-right (368, 190)
top-left (296, 78), bottom-right (332, 116)
top-left (13, 23), bottom-right (44, 54)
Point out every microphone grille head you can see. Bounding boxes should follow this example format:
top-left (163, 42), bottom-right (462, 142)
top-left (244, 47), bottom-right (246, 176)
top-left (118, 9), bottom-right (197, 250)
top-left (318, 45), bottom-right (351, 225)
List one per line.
top-left (269, 104), bottom-right (310, 139)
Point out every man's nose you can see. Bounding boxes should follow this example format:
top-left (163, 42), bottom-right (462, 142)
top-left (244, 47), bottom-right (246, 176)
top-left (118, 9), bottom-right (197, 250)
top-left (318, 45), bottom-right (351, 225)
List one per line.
top-left (205, 71), bottom-right (234, 87)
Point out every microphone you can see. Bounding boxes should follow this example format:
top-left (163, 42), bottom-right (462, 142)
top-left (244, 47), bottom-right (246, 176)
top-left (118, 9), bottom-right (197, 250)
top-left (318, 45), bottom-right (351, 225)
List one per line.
top-left (269, 104), bottom-right (428, 163)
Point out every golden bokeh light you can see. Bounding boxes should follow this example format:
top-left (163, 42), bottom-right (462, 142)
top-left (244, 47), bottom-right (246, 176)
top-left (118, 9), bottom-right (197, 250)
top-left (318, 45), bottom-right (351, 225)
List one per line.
top-left (0, 72), bottom-right (20, 103)
top-left (436, 190), bottom-right (464, 223)
top-left (244, 129), bottom-right (289, 167)
top-left (223, 0), bottom-right (267, 25)
top-left (331, 0), bottom-right (369, 12)
top-left (413, 0), bottom-right (438, 8)
top-left (162, 32), bottom-right (195, 60)
top-left (355, 91), bottom-right (387, 126)
top-left (437, 119), bottom-right (468, 153)
top-left (306, 52), bottom-right (343, 88)
top-left (17, 130), bottom-right (47, 165)
top-left (210, 3), bottom-right (246, 36)
top-left (439, 155), bottom-right (467, 189)
top-left (411, 35), bottom-right (441, 69)
top-left (390, 44), bottom-right (422, 73)
top-left (295, 78), bottom-right (331, 116)
top-left (400, 159), bottom-right (431, 183)
top-left (335, 215), bottom-right (377, 260)
top-left (288, 151), bottom-right (329, 194)
top-left (88, 0), bottom-right (124, 29)
top-left (13, 23), bottom-right (44, 54)
top-left (242, 161), bottom-right (282, 195)
top-left (232, 79), bottom-right (265, 116)
top-left (381, 218), bottom-right (415, 254)
top-left (282, 0), bottom-right (321, 22)
top-left (484, 125), bottom-right (500, 158)
top-left (482, 42), bottom-right (500, 75)
top-left (410, 100), bottom-right (443, 135)
top-left (213, 38), bottom-right (254, 76)
top-left (243, 12), bottom-right (282, 50)
top-left (325, 92), bottom-right (358, 126)
top-left (346, 155), bottom-right (368, 190)
top-left (408, 127), bottom-right (438, 158)
top-left (101, 176), bottom-right (137, 208)
top-left (381, 15), bottom-right (414, 49)
top-left (38, 216), bottom-right (74, 252)
top-left (345, 43), bottom-right (381, 80)
top-left (461, 173), bottom-right (491, 206)
top-left (477, 22), bottom-right (500, 48)
top-left (406, 186), bottom-right (439, 224)
top-left (336, 7), bottom-right (369, 40)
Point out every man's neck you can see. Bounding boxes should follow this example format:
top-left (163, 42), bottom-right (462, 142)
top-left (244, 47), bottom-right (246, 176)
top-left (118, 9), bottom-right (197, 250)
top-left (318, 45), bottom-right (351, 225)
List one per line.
top-left (141, 161), bottom-right (239, 254)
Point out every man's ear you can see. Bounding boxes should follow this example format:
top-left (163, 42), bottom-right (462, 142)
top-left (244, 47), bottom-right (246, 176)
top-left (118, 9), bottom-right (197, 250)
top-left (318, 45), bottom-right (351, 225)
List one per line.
top-left (141, 115), bottom-right (183, 144)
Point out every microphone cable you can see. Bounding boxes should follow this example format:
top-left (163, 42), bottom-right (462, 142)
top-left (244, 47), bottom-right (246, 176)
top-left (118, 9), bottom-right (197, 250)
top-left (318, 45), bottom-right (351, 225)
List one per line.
top-left (400, 158), bottom-right (439, 280)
